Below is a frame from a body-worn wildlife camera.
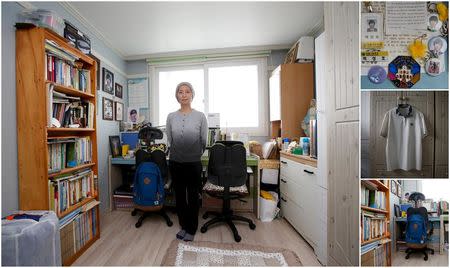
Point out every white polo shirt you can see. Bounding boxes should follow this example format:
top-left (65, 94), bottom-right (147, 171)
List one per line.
top-left (380, 106), bottom-right (427, 171)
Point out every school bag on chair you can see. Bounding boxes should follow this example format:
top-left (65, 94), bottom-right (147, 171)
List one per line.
top-left (131, 125), bottom-right (173, 228)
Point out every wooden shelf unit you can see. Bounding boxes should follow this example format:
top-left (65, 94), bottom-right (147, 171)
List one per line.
top-left (16, 27), bottom-right (100, 266)
top-left (360, 179), bottom-right (391, 266)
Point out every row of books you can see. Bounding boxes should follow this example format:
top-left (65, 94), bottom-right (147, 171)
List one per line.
top-left (48, 169), bottom-right (95, 214)
top-left (45, 40), bottom-right (91, 93)
top-left (48, 137), bottom-right (92, 173)
top-left (60, 204), bottom-right (98, 264)
top-left (361, 210), bottom-right (387, 242)
top-left (361, 184), bottom-right (386, 210)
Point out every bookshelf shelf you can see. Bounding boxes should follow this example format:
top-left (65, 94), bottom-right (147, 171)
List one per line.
top-left (58, 196), bottom-right (97, 218)
top-left (361, 235), bottom-right (391, 246)
top-left (48, 163), bottom-right (96, 177)
top-left (361, 206), bottom-right (389, 214)
top-left (17, 27), bottom-right (99, 266)
top-left (46, 81), bottom-right (95, 99)
top-left (47, 127), bottom-right (95, 132)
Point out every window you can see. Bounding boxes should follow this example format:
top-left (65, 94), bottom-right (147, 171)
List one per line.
top-left (151, 58), bottom-right (268, 136)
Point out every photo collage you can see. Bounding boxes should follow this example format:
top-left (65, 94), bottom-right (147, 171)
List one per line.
top-left (360, 2), bottom-right (449, 267)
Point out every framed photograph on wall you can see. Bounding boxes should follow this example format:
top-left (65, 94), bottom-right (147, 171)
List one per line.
top-left (397, 184), bottom-right (402, 198)
top-left (115, 83), bottom-right (123, 98)
top-left (109, 135), bottom-right (121, 157)
top-left (89, 54), bottom-right (101, 91)
top-left (103, 97), bottom-right (114, 120)
top-left (391, 180), bottom-right (397, 195)
top-left (102, 67), bottom-right (114, 94)
top-left (115, 102), bottom-right (123, 121)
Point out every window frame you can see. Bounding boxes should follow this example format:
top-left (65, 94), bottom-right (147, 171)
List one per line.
top-left (149, 57), bottom-right (268, 136)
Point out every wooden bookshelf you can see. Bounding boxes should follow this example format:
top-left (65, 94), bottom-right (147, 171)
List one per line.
top-left (16, 27), bottom-right (100, 266)
top-left (360, 179), bottom-right (391, 266)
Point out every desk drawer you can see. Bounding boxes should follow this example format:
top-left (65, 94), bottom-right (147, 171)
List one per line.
top-left (280, 193), bottom-right (305, 235)
top-left (280, 157), bottom-right (300, 180)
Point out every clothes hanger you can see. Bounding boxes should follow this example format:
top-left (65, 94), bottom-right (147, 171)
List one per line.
top-left (396, 92), bottom-right (413, 118)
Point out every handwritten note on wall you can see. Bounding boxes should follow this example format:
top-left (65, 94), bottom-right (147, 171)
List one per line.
top-left (385, 2), bottom-right (427, 35)
top-left (128, 78), bottom-right (149, 108)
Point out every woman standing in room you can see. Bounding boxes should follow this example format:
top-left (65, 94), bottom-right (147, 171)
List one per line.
top-left (166, 82), bottom-right (208, 242)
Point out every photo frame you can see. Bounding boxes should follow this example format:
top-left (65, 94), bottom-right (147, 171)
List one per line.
top-left (391, 180), bottom-right (397, 195)
top-left (127, 107), bottom-right (139, 124)
top-left (89, 54), bottom-right (101, 91)
top-left (102, 67), bottom-right (114, 94)
top-left (397, 184), bottom-right (402, 198)
top-left (361, 13), bottom-right (383, 42)
top-left (109, 135), bottom-right (121, 158)
top-left (115, 102), bottom-right (123, 121)
top-left (102, 97), bottom-right (114, 120)
top-left (115, 83), bottom-right (123, 98)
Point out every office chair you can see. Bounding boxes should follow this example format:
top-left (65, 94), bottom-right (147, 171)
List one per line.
top-left (405, 192), bottom-right (434, 261)
top-left (131, 126), bottom-right (173, 228)
top-left (200, 141), bottom-right (256, 242)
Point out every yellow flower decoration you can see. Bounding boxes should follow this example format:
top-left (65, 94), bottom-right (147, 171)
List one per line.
top-left (408, 39), bottom-right (427, 60)
top-left (437, 3), bottom-right (448, 22)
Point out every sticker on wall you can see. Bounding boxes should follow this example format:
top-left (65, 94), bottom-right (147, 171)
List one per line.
top-left (388, 56), bottom-right (421, 88)
top-left (367, 65), bottom-right (387, 84)
top-left (427, 13), bottom-right (442, 32)
top-left (428, 36), bottom-right (448, 57)
top-left (426, 57), bottom-right (443, 76)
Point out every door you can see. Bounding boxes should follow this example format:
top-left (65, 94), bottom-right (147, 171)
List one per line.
top-left (325, 2), bottom-right (359, 266)
top-left (434, 91), bottom-right (448, 177)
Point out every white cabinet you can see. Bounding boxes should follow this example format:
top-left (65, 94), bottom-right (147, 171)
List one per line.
top-left (280, 156), bottom-right (320, 252)
top-left (269, 67), bottom-right (281, 121)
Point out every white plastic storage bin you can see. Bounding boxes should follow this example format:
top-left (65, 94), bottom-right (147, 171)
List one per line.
top-left (2, 211), bottom-right (61, 266)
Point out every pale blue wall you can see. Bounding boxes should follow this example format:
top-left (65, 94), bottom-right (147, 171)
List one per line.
top-left (1, 2), bottom-right (127, 215)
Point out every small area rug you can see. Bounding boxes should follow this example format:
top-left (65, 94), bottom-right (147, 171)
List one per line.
top-left (161, 239), bottom-right (302, 266)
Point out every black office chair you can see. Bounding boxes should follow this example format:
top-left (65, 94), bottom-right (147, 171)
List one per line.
top-left (200, 141), bottom-right (256, 242)
top-left (405, 192), bottom-right (434, 261)
top-left (131, 126), bottom-right (173, 228)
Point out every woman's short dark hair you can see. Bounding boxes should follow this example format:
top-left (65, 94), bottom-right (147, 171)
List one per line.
top-left (130, 109), bottom-right (137, 115)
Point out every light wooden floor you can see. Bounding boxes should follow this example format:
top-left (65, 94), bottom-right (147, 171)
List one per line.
top-left (73, 209), bottom-right (322, 266)
top-left (392, 249), bottom-right (449, 267)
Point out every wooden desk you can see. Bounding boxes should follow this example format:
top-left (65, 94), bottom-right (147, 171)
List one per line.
top-left (108, 154), bottom-right (261, 218)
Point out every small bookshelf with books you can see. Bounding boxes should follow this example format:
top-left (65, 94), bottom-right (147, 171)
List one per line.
top-left (16, 27), bottom-right (100, 266)
top-left (360, 180), bottom-right (391, 266)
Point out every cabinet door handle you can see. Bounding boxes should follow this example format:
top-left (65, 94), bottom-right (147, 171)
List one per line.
top-left (281, 197), bottom-right (287, 202)
top-left (281, 179), bottom-right (287, 183)
top-left (281, 161), bottom-right (287, 164)
top-left (304, 169), bottom-right (314, 175)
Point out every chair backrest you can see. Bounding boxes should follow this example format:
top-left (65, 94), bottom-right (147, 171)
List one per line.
top-left (208, 141), bottom-right (247, 188)
top-left (406, 207), bottom-right (428, 244)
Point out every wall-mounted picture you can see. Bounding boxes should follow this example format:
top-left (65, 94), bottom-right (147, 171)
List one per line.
top-left (115, 83), bottom-right (123, 98)
top-left (391, 180), bottom-right (397, 195)
top-left (109, 135), bottom-right (121, 158)
top-left (115, 102), bottom-right (123, 121)
top-left (103, 97), bottom-right (114, 120)
top-left (102, 67), bottom-right (114, 94)
top-left (127, 107), bottom-right (139, 124)
top-left (90, 54), bottom-right (101, 91)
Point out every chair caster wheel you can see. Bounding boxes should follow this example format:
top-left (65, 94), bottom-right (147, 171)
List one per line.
top-left (249, 223), bottom-right (256, 230)
top-left (431, 251), bottom-right (434, 255)
top-left (424, 256), bottom-right (428, 261)
top-left (234, 235), bottom-right (241, 242)
top-left (200, 226), bottom-right (207, 233)
top-left (405, 255), bottom-right (409, 259)
top-left (202, 213), bottom-right (209, 219)
top-left (135, 222), bottom-right (142, 228)
top-left (167, 221), bottom-right (173, 227)
top-left (131, 210), bottom-right (137, 216)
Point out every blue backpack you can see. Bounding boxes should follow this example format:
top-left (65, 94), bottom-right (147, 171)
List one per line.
top-left (133, 162), bottom-right (165, 206)
top-left (406, 213), bottom-right (427, 244)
